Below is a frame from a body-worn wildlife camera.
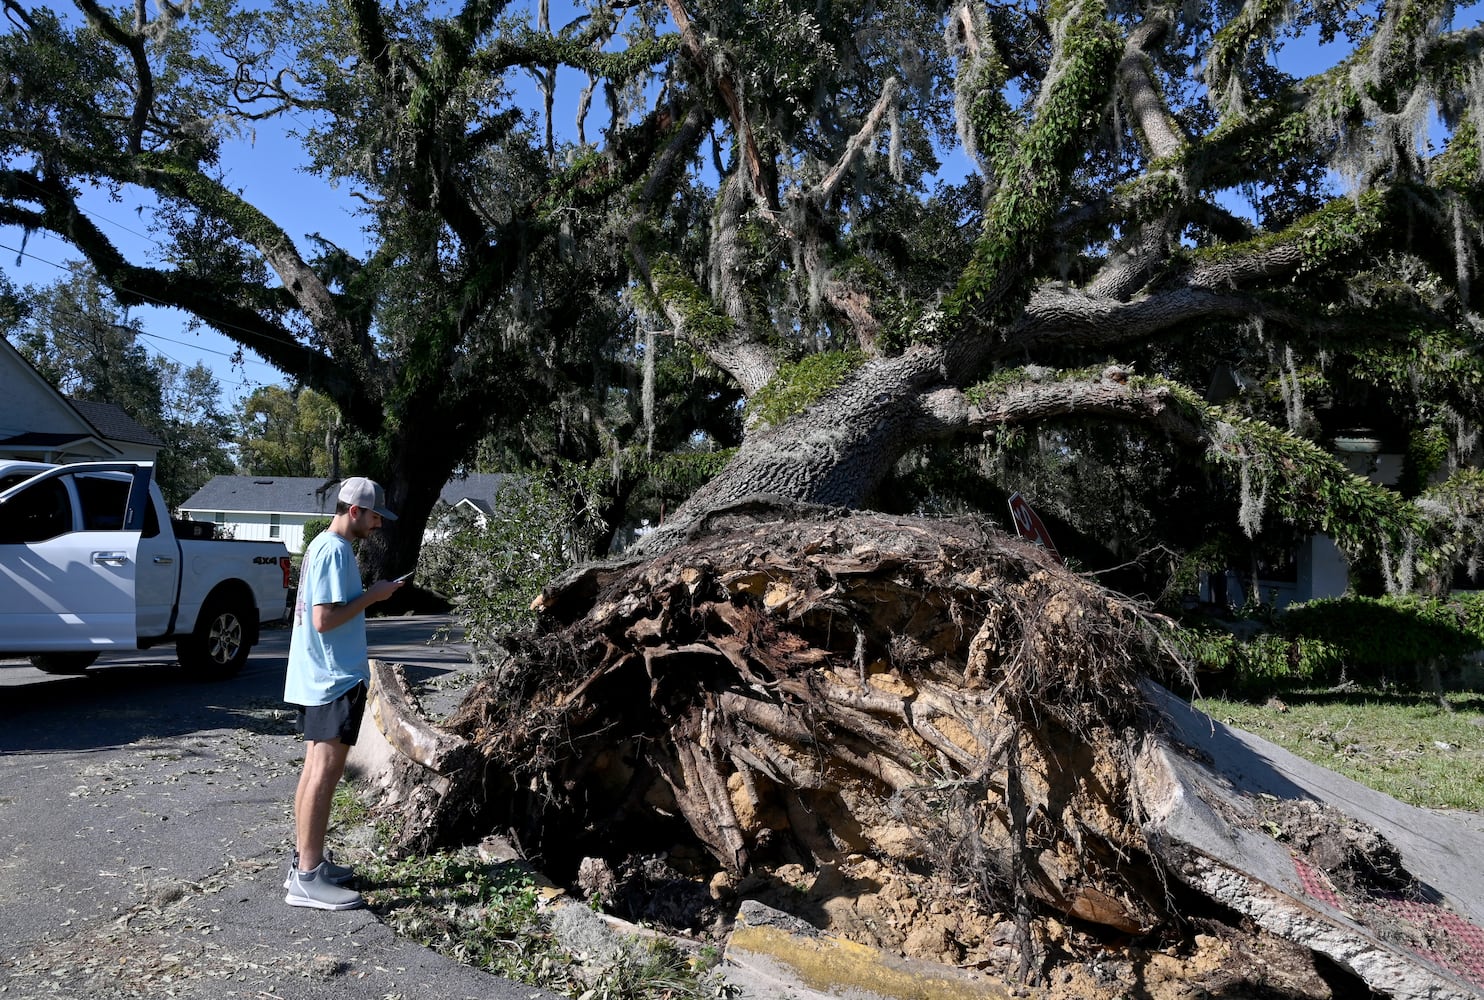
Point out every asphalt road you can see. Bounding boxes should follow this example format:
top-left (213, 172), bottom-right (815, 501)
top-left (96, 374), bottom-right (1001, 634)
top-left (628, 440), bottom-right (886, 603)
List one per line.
top-left (0, 616), bottom-right (555, 1000)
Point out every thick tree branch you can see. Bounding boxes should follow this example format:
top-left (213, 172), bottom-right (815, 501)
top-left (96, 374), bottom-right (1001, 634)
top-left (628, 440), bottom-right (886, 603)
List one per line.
top-left (345, 0), bottom-right (499, 258)
top-left (3, 0), bottom-right (36, 31)
top-left (2, 167), bottom-right (375, 422)
top-left (629, 240), bottom-right (780, 397)
top-left (128, 155), bottom-right (379, 364)
top-left (635, 104), bottom-right (707, 207)
top-left (345, 0), bottom-right (396, 81)
top-left (1086, 16), bottom-right (1185, 300)
top-left (74, 0), bottom-right (159, 154)
top-left (942, 1), bottom-right (1121, 338)
top-left (471, 25), bottom-right (678, 80)
top-left (787, 78), bottom-right (902, 350)
top-left (967, 369), bottom-right (1204, 445)
top-left (810, 77), bottom-right (900, 208)
top-left (1119, 16), bottom-right (1183, 161)
top-left (663, 0), bottom-right (772, 208)
top-left (1004, 283), bottom-right (1274, 358)
top-left (966, 370), bottom-right (1474, 586)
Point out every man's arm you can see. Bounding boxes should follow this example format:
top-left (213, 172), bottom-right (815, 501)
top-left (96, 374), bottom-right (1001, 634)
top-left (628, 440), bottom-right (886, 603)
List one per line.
top-left (311, 578), bottom-right (404, 633)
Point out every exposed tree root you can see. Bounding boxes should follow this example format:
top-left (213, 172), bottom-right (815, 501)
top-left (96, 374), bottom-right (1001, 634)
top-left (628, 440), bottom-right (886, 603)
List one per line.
top-left (376, 504), bottom-right (1387, 997)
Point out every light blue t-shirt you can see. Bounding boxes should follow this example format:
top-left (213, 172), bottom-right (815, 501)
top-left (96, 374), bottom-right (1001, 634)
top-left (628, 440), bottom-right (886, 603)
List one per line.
top-left (284, 530), bottom-right (368, 707)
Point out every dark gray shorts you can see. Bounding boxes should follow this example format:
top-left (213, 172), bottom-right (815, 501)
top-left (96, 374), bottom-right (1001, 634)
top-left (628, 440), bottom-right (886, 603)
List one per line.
top-left (295, 682), bottom-right (368, 745)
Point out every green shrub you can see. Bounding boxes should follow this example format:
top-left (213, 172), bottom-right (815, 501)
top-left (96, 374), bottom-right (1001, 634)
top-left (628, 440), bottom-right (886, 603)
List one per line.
top-left (1449, 590), bottom-right (1484, 636)
top-left (1171, 624), bottom-right (1343, 693)
top-left (301, 516), bottom-right (332, 553)
top-left (1278, 595), bottom-right (1483, 678)
top-left (418, 464), bottom-right (608, 648)
top-left (1175, 593), bottom-right (1484, 694)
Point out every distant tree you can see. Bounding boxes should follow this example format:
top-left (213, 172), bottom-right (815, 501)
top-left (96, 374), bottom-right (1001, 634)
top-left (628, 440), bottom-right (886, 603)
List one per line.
top-left (234, 384), bottom-right (340, 478)
top-left (0, 272), bottom-right (24, 337)
top-left (0, 0), bottom-right (693, 579)
top-left (4, 267), bottom-right (234, 507)
top-left (9, 265), bottom-right (162, 420)
top-left (153, 357), bottom-right (235, 508)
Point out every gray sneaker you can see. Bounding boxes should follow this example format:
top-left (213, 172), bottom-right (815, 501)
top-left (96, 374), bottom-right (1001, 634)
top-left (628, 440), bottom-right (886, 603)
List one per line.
top-left (284, 850), bottom-right (354, 888)
top-left (284, 862), bottom-right (365, 911)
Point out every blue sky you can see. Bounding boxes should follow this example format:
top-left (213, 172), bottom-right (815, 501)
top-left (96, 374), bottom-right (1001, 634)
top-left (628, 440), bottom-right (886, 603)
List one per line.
top-left (3, 1), bottom-right (1481, 409)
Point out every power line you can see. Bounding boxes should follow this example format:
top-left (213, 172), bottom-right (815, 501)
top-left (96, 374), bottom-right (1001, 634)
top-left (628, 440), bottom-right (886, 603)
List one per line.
top-left (9, 172), bottom-right (160, 249)
top-left (0, 239), bottom-right (301, 367)
top-left (135, 327), bottom-right (275, 369)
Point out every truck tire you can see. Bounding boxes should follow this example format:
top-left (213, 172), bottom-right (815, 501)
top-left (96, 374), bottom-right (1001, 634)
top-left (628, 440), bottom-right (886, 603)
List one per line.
top-left (178, 596), bottom-right (253, 679)
top-left (29, 652), bottom-right (100, 675)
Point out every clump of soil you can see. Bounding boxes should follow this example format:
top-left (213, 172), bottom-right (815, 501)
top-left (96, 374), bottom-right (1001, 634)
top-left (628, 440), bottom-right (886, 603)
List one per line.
top-left (1254, 798), bottom-right (1423, 899)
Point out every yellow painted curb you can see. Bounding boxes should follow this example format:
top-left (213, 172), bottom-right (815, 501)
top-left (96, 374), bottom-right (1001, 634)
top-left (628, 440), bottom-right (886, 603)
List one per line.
top-left (726, 918), bottom-right (1013, 1000)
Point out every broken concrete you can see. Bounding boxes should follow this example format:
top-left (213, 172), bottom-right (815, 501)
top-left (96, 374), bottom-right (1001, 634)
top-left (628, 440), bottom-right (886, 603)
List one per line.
top-left (1137, 680), bottom-right (1484, 1000)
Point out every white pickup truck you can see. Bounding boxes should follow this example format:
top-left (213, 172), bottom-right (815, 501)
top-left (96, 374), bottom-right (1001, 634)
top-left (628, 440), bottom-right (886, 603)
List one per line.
top-left (0, 460), bottom-right (291, 677)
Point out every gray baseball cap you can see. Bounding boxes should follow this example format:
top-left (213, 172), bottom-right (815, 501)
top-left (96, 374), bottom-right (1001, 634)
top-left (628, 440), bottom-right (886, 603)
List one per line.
top-left (337, 476), bottom-right (398, 520)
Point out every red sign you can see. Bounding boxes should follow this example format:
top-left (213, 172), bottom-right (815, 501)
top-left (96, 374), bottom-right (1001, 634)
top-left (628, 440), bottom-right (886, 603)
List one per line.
top-left (1008, 493), bottom-right (1062, 564)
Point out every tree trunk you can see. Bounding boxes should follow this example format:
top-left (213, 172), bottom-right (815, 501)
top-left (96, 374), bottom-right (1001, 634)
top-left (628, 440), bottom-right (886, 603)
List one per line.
top-left (640, 345), bottom-right (964, 551)
top-left (359, 426), bottom-right (480, 583)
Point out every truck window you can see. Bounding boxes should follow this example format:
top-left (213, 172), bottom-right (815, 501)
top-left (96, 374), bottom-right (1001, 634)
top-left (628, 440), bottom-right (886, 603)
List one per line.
top-left (74, 472), bottom-right (162, 537)
top-left (0, 479), bottom-right (72, 544)
top-left (76, 474), bottom-right (130, 531)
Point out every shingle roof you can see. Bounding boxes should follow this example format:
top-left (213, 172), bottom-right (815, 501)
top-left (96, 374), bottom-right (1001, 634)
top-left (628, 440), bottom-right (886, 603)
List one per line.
top-left (438, 473), bottom-right (513, 514)
top-left (180, 473), bottom-right (514, 516)
top-left (179, 476), bottom-right (340, 516)
top-left (69, 399), bottom-right (165, 447)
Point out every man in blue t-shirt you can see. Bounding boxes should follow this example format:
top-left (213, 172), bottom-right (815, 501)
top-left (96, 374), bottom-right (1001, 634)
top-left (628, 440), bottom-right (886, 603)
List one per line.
top-left (283, 476), bottom-right (404, 910)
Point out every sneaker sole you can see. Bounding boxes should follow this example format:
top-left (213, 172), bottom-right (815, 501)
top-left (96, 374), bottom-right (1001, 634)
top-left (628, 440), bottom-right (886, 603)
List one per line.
top-left (284, 893), bottom-right (364, 911)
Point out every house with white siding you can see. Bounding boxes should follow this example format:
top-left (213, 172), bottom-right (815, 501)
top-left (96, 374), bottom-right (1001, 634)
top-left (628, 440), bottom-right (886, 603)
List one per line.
top-left (178, 473), bottom-right (511, 553)
top-left (0, 335), bottom-right (164, 462)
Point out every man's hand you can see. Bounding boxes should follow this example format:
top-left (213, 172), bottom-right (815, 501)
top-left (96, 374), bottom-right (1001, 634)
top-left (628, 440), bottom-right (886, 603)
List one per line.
top-left (312, 577), bottom-right (406, 632)
top-left (366, 577), bottom-right (406, 604)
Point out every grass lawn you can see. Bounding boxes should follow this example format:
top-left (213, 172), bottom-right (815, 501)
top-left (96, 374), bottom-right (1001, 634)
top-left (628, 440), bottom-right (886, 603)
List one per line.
top-left (1193, 687), bottom-right (1484, 812)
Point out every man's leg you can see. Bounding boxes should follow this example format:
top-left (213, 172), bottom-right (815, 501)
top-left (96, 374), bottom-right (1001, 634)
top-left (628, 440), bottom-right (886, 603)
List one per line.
top-left (294, 737), bottom-right (350, 872)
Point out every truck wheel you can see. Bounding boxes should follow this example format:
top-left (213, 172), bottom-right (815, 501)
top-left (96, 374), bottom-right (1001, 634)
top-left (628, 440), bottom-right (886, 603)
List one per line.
top-left (29, 652), bottom-right (99, 675)
top-left (179, 597), bottom-right (253, 679)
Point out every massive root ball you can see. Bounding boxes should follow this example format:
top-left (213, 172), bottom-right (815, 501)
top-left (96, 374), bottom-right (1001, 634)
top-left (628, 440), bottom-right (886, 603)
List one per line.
top-left (411, 505), bottom-right (1195, 961)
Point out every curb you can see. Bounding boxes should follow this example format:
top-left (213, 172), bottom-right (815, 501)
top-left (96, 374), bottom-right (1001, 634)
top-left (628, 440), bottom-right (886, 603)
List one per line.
top-left (722, 901), bottom-right (1014, 1000)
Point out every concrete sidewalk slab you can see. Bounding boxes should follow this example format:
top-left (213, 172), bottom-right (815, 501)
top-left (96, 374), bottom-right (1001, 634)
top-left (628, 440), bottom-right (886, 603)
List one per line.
top-left (1138, 680), bottom-right (1484, 1000)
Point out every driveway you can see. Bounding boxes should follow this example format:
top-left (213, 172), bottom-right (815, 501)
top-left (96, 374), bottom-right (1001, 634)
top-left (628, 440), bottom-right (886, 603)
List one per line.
top-left (0, 616), bottom-right (554, 1000)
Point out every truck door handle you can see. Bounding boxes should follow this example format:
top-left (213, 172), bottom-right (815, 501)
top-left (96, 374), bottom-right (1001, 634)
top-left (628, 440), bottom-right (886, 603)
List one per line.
top-left (92, 551), bottom-right (129, 566)
top-left (152, 556), bottom-right (175, 565)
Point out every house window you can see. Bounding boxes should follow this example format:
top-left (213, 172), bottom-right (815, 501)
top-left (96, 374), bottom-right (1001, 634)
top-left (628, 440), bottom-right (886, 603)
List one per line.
top-left (270, 513), bottom-right (281, 539)
top-left (215, 511), bottom-right (225, 526)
